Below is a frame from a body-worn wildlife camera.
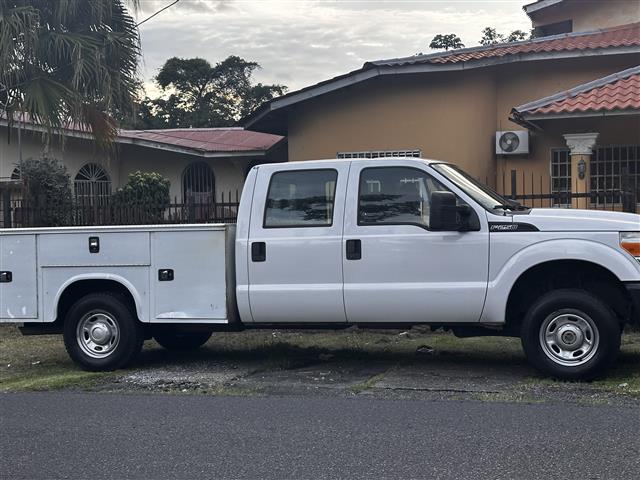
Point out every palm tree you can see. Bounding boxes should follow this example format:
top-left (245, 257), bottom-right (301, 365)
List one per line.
top-left (0, 0), bottom-right (140, 147)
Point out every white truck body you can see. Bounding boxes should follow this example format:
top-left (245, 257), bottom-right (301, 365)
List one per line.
top-left (1, 224), bottom-right (236, 324)
top-left (1, 158), bottom-right (639, 378)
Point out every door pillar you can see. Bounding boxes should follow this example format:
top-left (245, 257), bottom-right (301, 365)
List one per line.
top-left (563, 133), bottom-right (599, 209)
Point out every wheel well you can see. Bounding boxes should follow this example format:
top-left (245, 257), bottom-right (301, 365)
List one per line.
top-left (506, 260), bottom-right (631, 328)
top-left (56, 280), bottom-right (139, 324)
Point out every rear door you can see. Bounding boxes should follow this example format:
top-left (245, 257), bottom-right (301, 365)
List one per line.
top-left (0, 234), bottom-right (38, 320)
top-left (247, 162), bottom-right (349, 323)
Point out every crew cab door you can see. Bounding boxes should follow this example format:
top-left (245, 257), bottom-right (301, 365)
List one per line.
top-left (342, 160), bottom-right (489, 323)
top-left (246, 162), bottom-right (349, 323)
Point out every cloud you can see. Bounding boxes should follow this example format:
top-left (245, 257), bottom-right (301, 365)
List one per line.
top-left (136, 0), bottom-right (531, 95)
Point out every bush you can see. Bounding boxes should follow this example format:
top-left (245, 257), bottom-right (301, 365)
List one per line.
top-left (112, 171), bottom-right (171, 223)
top-left (18, 158), bottom-right (73, 226)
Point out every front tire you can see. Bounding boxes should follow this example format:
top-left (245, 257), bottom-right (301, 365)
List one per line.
top-left (153, 330), bottom-right (212, 351)
top-left (63, 293), bottom-right (143, 371)
top-left (521, 289), bottom-right (620, 380)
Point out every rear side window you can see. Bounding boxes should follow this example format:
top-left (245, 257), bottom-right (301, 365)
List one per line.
top-left (264, 169), bottom-right (338, 228)
top-left (358, 167), bottom-right (450, 228)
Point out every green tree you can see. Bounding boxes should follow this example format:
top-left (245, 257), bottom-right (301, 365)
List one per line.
top-left (18, 157), bottom-right (73, 226)
top-left (133, 56), bottom-right (287, 129)
top-left (479, 27), bottom-right (504, 46)
top-left (428, 34), bottom-right (465, 51)
top-left (0, 0), bottom-right (140, 145)
top-left (111, 171), bottom-right (171, 223)
top-left (506, 30), bottom-right (529, 42)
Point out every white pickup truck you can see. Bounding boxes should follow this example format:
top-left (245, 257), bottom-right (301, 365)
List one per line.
top-left (1, 158), bottom-right (639, 379)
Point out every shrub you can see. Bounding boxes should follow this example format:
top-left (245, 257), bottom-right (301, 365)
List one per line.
top-left (111, 171), bottom-right (171, 223)
top-left (18, 158), bottom-right (73, 226)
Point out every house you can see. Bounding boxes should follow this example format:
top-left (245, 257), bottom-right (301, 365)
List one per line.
top-left (244, 0), bottom-right (639, 210)
top-left (0, 119), bottom-right (286, 225)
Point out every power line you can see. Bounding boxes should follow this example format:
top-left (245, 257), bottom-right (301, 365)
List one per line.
top-left (136, 0), bottom-right (180, 27)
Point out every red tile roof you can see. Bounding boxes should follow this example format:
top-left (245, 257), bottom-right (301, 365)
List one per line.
top-left (367, 22), bottom-right (640, 67)
top-left (246, 23), bottom-right (640, 133)
top-left (533, 74), bottom-right (640, 114)
top-left (512, 65), bottom-right (640, 120)
top-left (118, 128), bottom-right (283, 153)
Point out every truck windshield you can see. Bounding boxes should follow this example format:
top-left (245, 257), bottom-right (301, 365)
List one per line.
top-left (431, 163), bottom-right (520, 211)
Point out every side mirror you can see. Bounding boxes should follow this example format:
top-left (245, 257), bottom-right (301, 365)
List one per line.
top-left (430, 191), bottom-right (459, 231)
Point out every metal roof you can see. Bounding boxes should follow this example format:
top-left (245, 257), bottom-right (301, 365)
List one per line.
top-left (0, 116), bottom-right (284, 158)
top-left (118, 128), bottom-right (284, 154)
top-left (511, 65), bottom-right (640, 123)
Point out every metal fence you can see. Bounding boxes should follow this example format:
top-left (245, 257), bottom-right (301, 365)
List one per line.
top-left (498, 170), bottom-right (638, 213)
top-left (0, 190), bottom-right (240, 229)
top-left (2, 168), bottom-right (638, 229)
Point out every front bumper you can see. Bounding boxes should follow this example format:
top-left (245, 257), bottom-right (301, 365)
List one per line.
top-left (625, 282), bottom-right (640, 324)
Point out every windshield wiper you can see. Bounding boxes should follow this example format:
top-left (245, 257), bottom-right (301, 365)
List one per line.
top-left (493, 200), bottom-right (528, 211)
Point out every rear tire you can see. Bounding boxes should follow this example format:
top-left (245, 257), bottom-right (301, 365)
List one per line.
top-left (153, 330), bottom-right (212, 351)
top-left (63, 293), bottom-right (143, 371)
top-left (521, 289), bottom-right (620, 380)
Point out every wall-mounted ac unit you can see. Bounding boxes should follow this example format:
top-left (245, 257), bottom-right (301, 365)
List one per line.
top-left (496, 131), bottom-right (529, 155)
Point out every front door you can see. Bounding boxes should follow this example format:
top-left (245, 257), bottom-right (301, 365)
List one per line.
top-left (342, 161), bottom-right (489, 324)
top-left (247, 162), bottom-right (349, 323)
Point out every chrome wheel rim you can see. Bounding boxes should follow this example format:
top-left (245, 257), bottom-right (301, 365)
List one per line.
top-left (539, 310), bottom-right (599, 367)
top-left (76, 310), bottom-right (120, 359)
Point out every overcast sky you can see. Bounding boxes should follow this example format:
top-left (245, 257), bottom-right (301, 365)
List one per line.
top-left (136, 0), bottom-right (533, 96)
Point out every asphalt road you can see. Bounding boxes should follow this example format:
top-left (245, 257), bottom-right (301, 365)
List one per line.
top-left (1, 393), bottom-right (639, 480)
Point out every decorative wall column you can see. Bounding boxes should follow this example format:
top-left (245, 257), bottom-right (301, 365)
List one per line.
top-left (563, 133), bottom-right (599, 209)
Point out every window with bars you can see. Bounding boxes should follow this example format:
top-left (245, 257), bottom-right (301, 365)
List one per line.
top-left (550, 145), bottom-right (640, 207)
top-left (74, 163), bottom-right (112, 206)
top-left (591, 145), bottom-right (640, 206)
top-left (550, 149), bottom-right (571, 207)
top-left (183, 162), bottom-right (215, 204)
top-left (337, 149), bottom-right (421, 159)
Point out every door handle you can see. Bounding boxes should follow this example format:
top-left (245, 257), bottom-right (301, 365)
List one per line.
top-left (251, 242), bottom-right (266, 262)
top-left (0, 271), bottom-right (12, 283)
top-left (346, 239), bottom-right (361, 260)
top-left (158, 269), bottom-right (174, 281)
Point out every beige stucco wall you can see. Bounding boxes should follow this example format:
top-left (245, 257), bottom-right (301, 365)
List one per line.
top-left (529, 0), bottom-right (639, 32)
top-left (494, 55), bottom-right (639, 193)
top-left (0, 127), bottom-right (284, 201)
top-left (0, 130), bottom-right (113, 181)
top-left (288, 69), bottom-right (498, 184)
top-left (286, 54), bottom-right (639, 192)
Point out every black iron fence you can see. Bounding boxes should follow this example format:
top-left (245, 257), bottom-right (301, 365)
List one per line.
top-left (498, 170), bottom-right (638, 213)
top-left (0, 190), bottom-right (240, 229)
top-left (2, 170), bottom-right (638, 229)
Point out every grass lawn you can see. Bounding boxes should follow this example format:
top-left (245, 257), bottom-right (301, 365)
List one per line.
top-left (0, 325), bottom-right (638, 397)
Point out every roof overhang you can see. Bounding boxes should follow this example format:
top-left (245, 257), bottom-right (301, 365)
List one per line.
top-left (509, 65), bottom-right (640, 128)
top-left (0, 119), bottom-right (280, 159)
top-left (244, 44), bottom-right (640, 134)
top-left (523, 0), bottom-right (564, 16)
top-left (510, 108), bottom-right (640, 130)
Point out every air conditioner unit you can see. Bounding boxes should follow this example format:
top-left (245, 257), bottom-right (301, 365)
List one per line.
top-left (496, 130), bottom-right (529, 155)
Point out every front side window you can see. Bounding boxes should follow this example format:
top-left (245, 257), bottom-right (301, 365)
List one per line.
top-left (264, 169), bottom-right (337, 227)
top-left (358, 167), bottom-right (449, 228)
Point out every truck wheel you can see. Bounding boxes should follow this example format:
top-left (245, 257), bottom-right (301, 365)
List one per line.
top-left (521, 289), bottom-right (620, 380)
top-left (153, 330), bottom-right (212, 351)
top-left (63, 293), bottom-right (143, 371)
